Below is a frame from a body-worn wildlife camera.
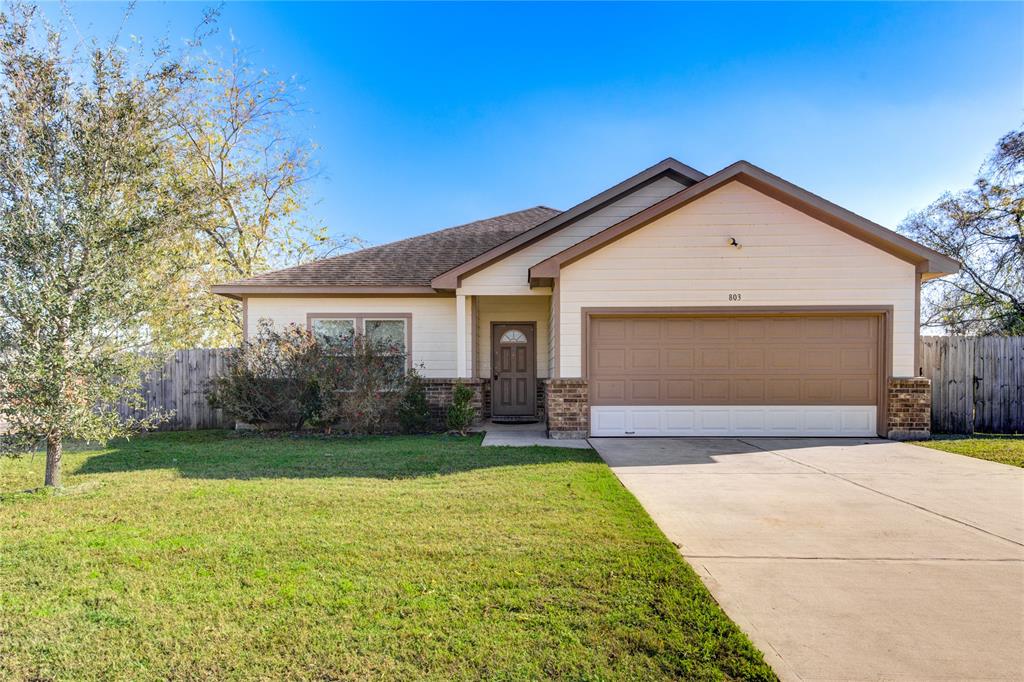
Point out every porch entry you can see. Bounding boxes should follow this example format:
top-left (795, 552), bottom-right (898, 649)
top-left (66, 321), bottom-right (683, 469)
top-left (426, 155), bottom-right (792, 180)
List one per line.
top-left (491, 323), bottom-right (536, 418)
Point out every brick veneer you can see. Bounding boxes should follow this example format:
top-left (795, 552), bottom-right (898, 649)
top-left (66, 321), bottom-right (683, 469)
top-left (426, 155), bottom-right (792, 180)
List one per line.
top-left (546, 379), bottom-right (589, 439)
top-left (887, 377), bottom-right (931, 440)
top-left (422, 378), bottom-right (486, 429)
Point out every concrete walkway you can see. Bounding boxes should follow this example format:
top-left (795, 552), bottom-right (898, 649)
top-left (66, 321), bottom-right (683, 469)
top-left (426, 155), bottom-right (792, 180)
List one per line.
top-left (479, 421), bottom-right (591, 449)
top-left (591, 437), bottom-right (1024, 682)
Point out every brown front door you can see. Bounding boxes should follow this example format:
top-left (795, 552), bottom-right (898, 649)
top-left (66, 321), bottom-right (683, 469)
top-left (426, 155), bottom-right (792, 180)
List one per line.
top-left (492, 323), bottom-right (536, 417)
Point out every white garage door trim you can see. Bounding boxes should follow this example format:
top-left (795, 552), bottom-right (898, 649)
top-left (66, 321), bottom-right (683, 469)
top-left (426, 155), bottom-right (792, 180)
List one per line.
top-left (591, 405), bottom-right (878, 437)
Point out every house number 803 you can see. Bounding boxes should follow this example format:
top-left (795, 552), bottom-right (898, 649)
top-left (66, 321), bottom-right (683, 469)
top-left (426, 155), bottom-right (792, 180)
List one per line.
top-left (728, 293), bottom-right (742, 301)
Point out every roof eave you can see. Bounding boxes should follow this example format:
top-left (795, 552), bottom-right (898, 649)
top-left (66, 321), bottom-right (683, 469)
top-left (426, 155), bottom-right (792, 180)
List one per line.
top-left (211, 284), bottom-right (444, 298)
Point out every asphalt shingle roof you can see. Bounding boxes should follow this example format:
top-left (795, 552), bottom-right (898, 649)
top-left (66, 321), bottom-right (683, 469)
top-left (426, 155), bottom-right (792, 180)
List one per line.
top-left (223, 206), bottom-right (561, 288)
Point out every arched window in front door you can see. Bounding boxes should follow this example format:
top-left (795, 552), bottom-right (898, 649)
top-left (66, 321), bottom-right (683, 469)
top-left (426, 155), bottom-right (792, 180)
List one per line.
top-left (499, 329), bottom-right (528, 344)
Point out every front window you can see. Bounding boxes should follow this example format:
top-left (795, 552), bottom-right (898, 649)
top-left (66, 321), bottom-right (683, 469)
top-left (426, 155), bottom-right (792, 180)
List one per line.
top-left (308, 314), bottom-right (411, 380)
top-left (311, 318), bottom-right (355, 350)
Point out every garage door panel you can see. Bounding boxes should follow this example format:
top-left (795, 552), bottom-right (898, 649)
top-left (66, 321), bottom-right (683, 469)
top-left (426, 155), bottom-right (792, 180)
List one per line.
top-left (666, 379), bottom-right (695, 400)
top-left (699, 348), bottom-right (731, 369)
top-left (594, 348), bottom-right (626, 371)
top-left (632, 319), bottom-right (662, 340)
top-left (665, 318), bottom-right (696, 338)
top-left (839, 378), bottom-right (875, 403)
top-left (630, 379), bottom-right (660, 401)
top-left (766, 378), bottom-right (802, 402)
top-left (733, 378), bottom-right (766, 402)
top-left (698, 378), bottom-right (731, 402)
top-left (733, 348), bottom-right (766, 370)
top-left (594, 379), bottom-right (625, 402)
top-left (629, 348), bottom-right (660, 370)
top-left (666, 349), bottom-right (695, 369)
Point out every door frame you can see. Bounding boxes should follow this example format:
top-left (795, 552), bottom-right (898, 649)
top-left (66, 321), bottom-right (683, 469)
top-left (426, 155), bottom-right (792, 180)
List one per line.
top-left (490, 321), bottom-right (537, 417)
top-left (580, 306), bottom-right (893, 437)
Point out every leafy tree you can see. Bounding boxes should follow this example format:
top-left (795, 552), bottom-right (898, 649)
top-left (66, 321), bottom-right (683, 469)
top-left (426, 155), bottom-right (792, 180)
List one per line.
top-left (170, 51), bottom-right (361, 346)
top-left (901, 126), bottom-right (1024, 334)
top-left (0, 4), bottom-right (196, 486)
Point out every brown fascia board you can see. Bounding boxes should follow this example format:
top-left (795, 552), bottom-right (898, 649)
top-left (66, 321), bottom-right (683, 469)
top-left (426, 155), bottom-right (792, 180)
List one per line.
top-left (529, 160), bottom-right (960, 282)
top-left (210, 284), bottom-right (444, 300)
top-left (429, 157), bottom-right (707, 290)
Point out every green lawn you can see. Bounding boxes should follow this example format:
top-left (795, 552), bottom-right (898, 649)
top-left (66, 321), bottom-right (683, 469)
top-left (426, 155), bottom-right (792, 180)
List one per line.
top-left (915, 435), bottom-right (1024, 467)
top-left (0, 432), bottom-right (774, 681)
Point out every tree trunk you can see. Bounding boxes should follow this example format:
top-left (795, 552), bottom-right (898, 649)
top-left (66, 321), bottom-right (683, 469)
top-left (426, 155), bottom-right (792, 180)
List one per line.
top-left (45, 434), bottom-right (62, 488)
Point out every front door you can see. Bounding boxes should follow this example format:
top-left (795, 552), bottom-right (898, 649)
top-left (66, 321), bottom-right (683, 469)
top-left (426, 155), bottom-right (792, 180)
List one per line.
top-left (492, 323), bottom-right (536, 417)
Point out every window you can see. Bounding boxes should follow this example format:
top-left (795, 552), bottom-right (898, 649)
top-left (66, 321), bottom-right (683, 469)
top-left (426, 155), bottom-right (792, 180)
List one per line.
top-left (364, 319), bottom-right (407, 354)
top-left (499, 329), bottom-right (528, 344)
top-left (364, 318), bottom-right (408, 381)
top-left (307, 314), bottom-right (411, 375)
top-left (311, 318), bottom-right (355, 350)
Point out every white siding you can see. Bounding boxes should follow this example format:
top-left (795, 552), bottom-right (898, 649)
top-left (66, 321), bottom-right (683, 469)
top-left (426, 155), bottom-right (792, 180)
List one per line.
top-left (558, 182), bottom-right (918, 377)
top-left (458, 176), bottom-right (685, 296)
top-left (475, 295), bottom-right (550, 378)
top-left (245, 296), bottom-right (457, 377)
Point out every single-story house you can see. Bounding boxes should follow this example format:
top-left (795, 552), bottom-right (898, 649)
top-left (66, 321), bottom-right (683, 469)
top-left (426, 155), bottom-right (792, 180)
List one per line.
top-left (213, 158), bottom-right (958, 440)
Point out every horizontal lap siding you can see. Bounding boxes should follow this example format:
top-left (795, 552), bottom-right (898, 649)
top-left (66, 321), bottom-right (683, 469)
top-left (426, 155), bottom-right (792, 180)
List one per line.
top-left (458, 176), bottom-right (684, 296)
top-left (245, 296), bottom-right (457, 377)
top-left (476, 296), bottom-right (550, 378)
top-left (559, 182), bottom-right (917, 377)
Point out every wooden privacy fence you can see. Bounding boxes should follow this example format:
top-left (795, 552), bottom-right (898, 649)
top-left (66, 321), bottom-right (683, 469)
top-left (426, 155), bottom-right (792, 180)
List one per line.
top-left (920, 336), bottom-right (1024, 434)
top-left (116, 349), bottom-right (231, 430)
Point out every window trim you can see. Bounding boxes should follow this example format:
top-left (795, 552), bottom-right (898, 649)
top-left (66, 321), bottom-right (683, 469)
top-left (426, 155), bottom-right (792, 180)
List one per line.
top-left (306, 312), bottom-right (412, 370)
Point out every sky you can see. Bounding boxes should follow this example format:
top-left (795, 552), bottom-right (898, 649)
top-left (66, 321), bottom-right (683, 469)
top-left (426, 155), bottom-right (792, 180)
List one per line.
top-left (60, 2), bottom-right (1023, 248)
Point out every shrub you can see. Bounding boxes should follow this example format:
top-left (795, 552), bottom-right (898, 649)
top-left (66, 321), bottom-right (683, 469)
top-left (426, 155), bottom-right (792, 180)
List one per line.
top-left (397, 369), bottom-right (432, 434)
top-left (208, 321), bottom-right (325, 431)
top-left (445, 381), bottom-right (476, 436)
top-left (316, 333), bottom-right (407, 435)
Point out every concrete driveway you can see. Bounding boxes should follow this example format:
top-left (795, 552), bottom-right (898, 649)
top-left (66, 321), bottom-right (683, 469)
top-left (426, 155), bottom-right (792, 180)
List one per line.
top-left (590, 437), bottom-right (1024, 682)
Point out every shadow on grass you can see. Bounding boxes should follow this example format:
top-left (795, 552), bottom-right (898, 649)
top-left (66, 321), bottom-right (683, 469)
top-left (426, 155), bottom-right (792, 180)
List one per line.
top-left (74, 430), bottom-right (599, 481)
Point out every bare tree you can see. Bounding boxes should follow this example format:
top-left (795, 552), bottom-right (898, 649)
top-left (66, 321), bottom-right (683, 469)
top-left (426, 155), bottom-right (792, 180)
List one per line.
top-left (901, 126), bottom-right (1024, 334)
top-left (170, 51), bottom-right (362, 346)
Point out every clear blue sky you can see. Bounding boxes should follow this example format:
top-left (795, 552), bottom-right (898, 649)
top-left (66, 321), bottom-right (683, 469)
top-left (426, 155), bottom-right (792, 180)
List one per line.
top-left (65, 2), bottom-right (1022, 247)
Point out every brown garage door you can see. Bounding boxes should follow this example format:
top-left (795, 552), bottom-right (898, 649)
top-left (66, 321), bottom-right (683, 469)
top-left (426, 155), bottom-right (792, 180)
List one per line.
top-left (588, 314), bottom-right (881, 407)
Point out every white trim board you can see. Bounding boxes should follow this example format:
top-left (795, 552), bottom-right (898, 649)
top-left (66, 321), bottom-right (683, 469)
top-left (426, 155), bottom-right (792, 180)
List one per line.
top-left (590, 405), bottom-right (877, 437)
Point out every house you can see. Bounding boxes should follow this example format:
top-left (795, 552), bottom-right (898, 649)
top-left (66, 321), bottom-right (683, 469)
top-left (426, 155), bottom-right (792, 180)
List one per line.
top-left (212, 159), bottom-right (958, 440)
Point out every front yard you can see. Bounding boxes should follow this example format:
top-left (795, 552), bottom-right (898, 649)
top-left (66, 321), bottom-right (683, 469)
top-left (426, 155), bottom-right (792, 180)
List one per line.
top-left (915, 435), bottom-right (1024, 467)
top-left (0, 432), bottom-right (774, 681)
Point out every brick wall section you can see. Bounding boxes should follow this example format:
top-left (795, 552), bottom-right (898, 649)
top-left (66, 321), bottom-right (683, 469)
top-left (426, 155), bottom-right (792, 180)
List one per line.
top-left (546, 379), bottom-right (589, 439)
top-left (536, 378), bottom-right (547, 421)
top-left (887, 377), bottom-right (931, 440)
top-left (422, 379), bottom-right (486, 429)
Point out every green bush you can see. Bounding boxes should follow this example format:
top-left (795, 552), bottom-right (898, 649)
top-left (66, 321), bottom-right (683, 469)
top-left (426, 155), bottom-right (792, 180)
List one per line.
top-left (398, 369), bottom-right (432, 434)
top-left (445, 381), bottom-right (476, 436)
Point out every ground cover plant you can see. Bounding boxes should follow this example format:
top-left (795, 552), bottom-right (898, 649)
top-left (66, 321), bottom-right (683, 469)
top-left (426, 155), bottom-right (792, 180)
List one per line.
top-left (0, 431), bottom-right (775, 681)
top-left (915, 435), bottom-right (1024, 467)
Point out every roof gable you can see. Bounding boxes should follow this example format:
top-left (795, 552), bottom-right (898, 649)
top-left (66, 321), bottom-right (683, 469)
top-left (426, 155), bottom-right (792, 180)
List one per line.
top-left (528, 161), bottom-right (959, 285)
top-left (429, 158), bottom-right (707, 290)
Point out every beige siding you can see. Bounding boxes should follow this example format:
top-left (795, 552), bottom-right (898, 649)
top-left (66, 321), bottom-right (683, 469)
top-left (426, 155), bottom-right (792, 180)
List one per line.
top-left (558, 182), bottom-right (918, 377)
top-left (458, 176), bottom-right (684, 296)
top-left (475, 296), bottom-right (550, 378)
top-left (245, 296), bottom-right (457, 377)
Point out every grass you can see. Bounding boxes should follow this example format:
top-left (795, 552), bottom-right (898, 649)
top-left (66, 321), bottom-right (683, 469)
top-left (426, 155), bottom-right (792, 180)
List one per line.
top-left (914, 434), bottom-right (1024, 467)
top-left (0, 431), bottom-right (774, 681)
